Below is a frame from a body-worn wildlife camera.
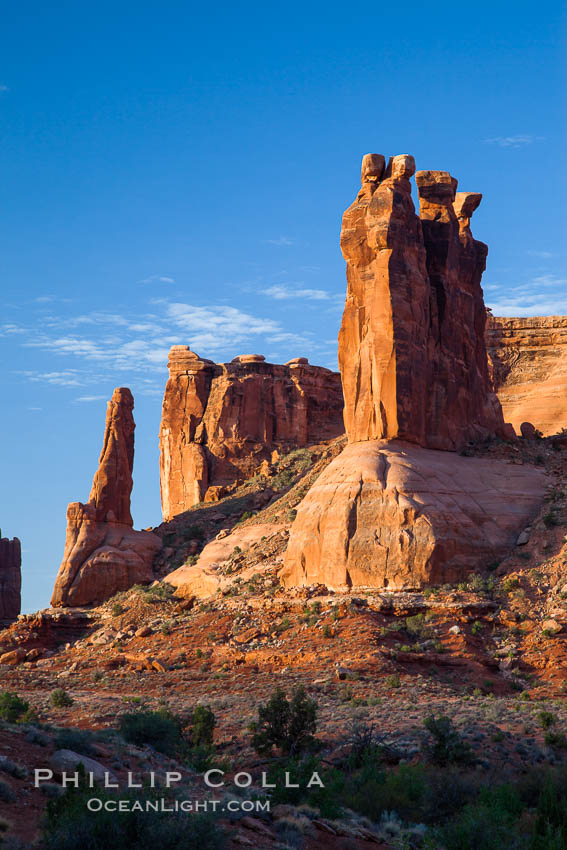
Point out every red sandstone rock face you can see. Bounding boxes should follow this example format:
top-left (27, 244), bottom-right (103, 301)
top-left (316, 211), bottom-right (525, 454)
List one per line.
top-left (51, 389), bottom-right (161, 607)
top-left (282, 153), bottom-right (545, 592)
top-left (0, 532), bottom-right (21, 623)
top-left (487, 316), bottom-right (567, 436)
top-left (280, 441), bottom-right (546, 590)
top-left (159, 346), bottom-right (344, 520)
top-left (339, 154), bottom-right (504, 450)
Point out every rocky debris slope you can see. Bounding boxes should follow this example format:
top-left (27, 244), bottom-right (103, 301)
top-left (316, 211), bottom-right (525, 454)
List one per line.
top-left (51, 388), bottom-right (161, 607)
top-left (159, 345), bottom-right (344, 518)
top-left (0, 531), bottom-right (21, 624)
top-left (2, 434), bottom-right (567, 846)
top-left (487, 315), bottom-right (567, 436)
top-left (283, 153), bottom-right (545, 591)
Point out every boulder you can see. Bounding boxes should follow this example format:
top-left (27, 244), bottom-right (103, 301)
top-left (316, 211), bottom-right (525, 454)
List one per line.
top-left (50, 750), bottom-right (117, 784)
top-left (281, 440), bottom-right (546, 590)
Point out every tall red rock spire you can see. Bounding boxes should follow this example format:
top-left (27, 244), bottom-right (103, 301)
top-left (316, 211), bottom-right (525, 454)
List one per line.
top-left (51, 388), bottom-right (160, 607)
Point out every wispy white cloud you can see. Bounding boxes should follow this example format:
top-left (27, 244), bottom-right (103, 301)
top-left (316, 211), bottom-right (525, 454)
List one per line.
top-left (262, 284), bottom-right (330, 301)
top-left (138, 274), bottom-right (176, 284)
top-left (75, 395), bottom-right (106, 403)
top-left (483, 135), bottom-right (543, 148)
top-left (264, 237), bottom-right (295, 246)
top-left (5, 296), bottom-right (328, 394)
top-left (526, 250), bottom-right (557, 260)
top-left (0, 323), bottom-right (27, 335)
top-left (487, 274), bottom-right (567, 316)
top-left (21, 370), bottom-right (84, 387)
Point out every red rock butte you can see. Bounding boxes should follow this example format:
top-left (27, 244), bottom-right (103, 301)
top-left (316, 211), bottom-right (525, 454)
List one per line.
top-left (0, 531), bottom-right (21, 624)
top-left (51, 388), bottom-right (161, 607)
top-left (487, 315), bottom-right (567, 436)
top-left (159, 345), bottom-right (344, 519)
top-left (281, 153), bottom-right (546, 591)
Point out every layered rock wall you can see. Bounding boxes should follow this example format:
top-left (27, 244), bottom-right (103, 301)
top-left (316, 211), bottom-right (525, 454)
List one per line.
top-left (487, 316), bottom-right (567, 436)
top-left (0, 533), bottom-right (21, 623)
top-left (159, 347), bottom-right (344, 519)
top-left (51, 388), bottom-right (161, 607)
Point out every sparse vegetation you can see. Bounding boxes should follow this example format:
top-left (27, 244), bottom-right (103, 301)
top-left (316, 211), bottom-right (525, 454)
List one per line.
top-left (251, 686), bottom-right (317, 756)
top-left (0, 691), bottom-right (29, 723)
top-left (50, 689), bottom-right (74, 709)
top-left (119, 709), bottom-right (185, 757)
top-left (40, 784), bottom-right (225, 850)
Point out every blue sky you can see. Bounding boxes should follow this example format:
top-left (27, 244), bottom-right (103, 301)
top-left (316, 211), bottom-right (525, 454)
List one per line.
top-left (1, 0), bottom-right (565, 613)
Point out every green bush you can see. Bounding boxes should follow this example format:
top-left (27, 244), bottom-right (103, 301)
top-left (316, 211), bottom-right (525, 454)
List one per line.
top-left (54, 728), bottom-right (96, 756)
top-left (41, 785), bottom-right (225, 850)
top-left (119, 710), bottom-right (185, 757)
top-left (50, 689), bottom-right (74, 709)
top-left (251, 686), bottom-right (317, 756)
top-left (423, 715), bottom-right (473, 766)
top-left (190, 706), bottom-right (215, 746)
top-left (538, 711), bottom-right (556, 730)
top-left (0, 691), bottom-right (29, 722)
top-left (111, 603), bottom-right (125, 616)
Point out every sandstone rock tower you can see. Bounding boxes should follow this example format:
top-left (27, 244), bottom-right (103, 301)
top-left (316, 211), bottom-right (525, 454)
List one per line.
top-left (51, 388), bottom-right (161, 607)
top-left (0, 532), bottom-right (21, 624)
top-left (281, 153), bottom-right (546, 591)
top-left (159, 346), bottom-right (344, 519)
top-left (339, 154), bottom-right (504, 449)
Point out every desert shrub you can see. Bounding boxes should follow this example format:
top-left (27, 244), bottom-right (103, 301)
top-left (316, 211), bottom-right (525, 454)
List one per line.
top-left (423, 715), bottom-right (473, 766)
top-left (267, 754), bottom-right (344, 818)
top-left (538, 711), bottom-right (556, 730)
top-left (543, 511), bottom-right (559, 529)
top-left (251, 686), bottom-right (317, 756)
top-left (0, 691), bottom-right (29, 723)
top-left (111, 603), bottom-right (124, 616)
top-left (143, 583), bottom-right (174, 602)
top-left (50, 689), bottom-right (74, 709)
top-left (406, 613), bottom-right (432, 638)
top-left (119, 710), bottom-right (185, 757)
top-left (0, 780), bottom-right (15, 803)
top-left (533, 773), bottom-right (567, 848)
top-left (385, 674), bottom-right (401, 688)
top-left (54, 728), bottom-right (96, 756)
top-left (40, 785), bottom-right (225, 850)
top-left (544, 731), bottom-right (567, 749)
top-left (190, 706), bottom-right (215, 746)
top-left (0, 759), bottom-right (27, 780)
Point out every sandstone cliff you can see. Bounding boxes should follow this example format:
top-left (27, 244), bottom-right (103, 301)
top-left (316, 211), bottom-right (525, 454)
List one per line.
top-left (159, 346), bottom-right (344, 519)
top-left (281, 153), bottom-right (546, 591)
top-left (487, 315), bottom-right (567, 436)
top-left (339, 154), bottom-right (504, 450)
top-left (0, 532), bottom-right (21, 623)
top-left (51, 388), bottom-right (161, 607)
